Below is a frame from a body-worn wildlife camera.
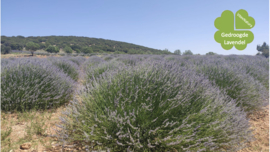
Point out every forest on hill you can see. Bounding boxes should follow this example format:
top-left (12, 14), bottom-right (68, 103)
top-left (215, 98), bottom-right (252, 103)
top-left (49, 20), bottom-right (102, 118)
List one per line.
top-left (1, 36), bottom-right (172, 55)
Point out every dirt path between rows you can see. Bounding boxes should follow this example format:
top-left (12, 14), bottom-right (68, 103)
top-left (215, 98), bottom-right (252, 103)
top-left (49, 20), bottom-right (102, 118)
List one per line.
top-left (238, 105), bottom-right (269, 152)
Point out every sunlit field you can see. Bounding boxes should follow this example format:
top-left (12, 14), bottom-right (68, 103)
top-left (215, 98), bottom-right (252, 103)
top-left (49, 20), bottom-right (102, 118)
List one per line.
top-left (1, 55), bottom-right (269, 152)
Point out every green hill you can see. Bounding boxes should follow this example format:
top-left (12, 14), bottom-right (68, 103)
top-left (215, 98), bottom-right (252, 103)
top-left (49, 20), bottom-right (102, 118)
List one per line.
top-left (1, 35), bottom-right (171, 54)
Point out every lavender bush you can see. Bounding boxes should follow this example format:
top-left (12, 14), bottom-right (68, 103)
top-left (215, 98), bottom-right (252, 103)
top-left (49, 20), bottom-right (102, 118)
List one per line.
top-left (1, 58), bottom-right (75, 111)
top-left (194, 56), bottom-right (268, 112)
top-left (103, 55), bottom-right (114, 61)
top-left (84, 60), bottom-right (124, 84)
top-left (224, 55), bottom-right (269, 89)
top-left (48, 57), bottom-right (80, 81)
top-left (116, 55), bottom-right (145, 66)
top-left (1, 58), bottom-right (14, 67)
top-left (55, 59), bottom-right (253, 151)
top-left (146, 55), bottom-right (164, 61)
top-left (67, 56), bottom-right (86, 66)
top-left (83, 56), bottom-right (105, 71)
top-left (164, 55), bottom-right (177, 61)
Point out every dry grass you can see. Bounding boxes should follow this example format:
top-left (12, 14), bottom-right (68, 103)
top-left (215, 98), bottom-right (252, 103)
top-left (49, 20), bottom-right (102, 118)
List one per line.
top-left (1, 54), bottom-right (32, 58)
top-left (1, 54), bottom-right (64, 59)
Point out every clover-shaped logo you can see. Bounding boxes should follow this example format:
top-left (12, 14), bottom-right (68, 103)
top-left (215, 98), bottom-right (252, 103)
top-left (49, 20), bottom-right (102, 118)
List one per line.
top-left (214, 9), bottom-right (255, 50)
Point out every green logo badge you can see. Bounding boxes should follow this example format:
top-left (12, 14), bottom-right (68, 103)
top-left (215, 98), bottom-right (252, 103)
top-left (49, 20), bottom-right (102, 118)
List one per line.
top-left (214, 9), bottom-right (255, 50)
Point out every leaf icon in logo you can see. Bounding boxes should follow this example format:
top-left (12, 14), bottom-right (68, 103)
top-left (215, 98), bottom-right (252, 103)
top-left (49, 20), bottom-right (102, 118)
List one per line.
top-left (235, 9), bottom-right (255, 29)
top-left (214, 10), bottom-right (234, 31)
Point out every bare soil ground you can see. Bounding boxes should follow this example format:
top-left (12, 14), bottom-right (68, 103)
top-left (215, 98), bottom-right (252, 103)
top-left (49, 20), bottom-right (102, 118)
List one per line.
top-left (238, 105), bottom-right (269, 152)
top-left (1, 107), bottom-right (65, 152)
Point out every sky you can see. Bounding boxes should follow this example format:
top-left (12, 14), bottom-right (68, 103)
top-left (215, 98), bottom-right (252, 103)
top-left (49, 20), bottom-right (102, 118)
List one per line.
top-left (1, 0), bottom-right (269, 55)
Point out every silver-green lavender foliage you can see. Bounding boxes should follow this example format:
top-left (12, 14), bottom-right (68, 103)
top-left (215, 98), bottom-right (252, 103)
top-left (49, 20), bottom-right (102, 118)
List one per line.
top-left (83, 56), bottom-right (105, 71)
top-left (191, 56), bottom-right (268, 112)
top-left (48, 57), bottom-right (80, 81)
top-left (164, 55), bottom-right (177, 61)
top-left (147, 55), bottom-right (165, 61)
top-left (1, 58), bottom-right (75, 111)
top-left (102, 55), bottom-right (114, 61)
top-left (224, 55), bottom-right (269, 89)
top-left (68, 56), bottom-right (87, 66)
top-left (55, 59), bottom-right (253, 151)
top-left (1, 58), bottom-right (13, 67)
top-left (84, 60), bottom-right (125, 84)
top-left (116, 55), bottom-right (145, 66)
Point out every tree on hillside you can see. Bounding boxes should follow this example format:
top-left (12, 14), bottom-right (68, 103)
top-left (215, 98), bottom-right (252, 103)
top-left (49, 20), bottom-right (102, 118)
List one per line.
top-left (174, 49), bottom-right (181, 55)
top-left (26, 42), bottom-right (40, 56)
top-left (1, 46), bottom-right (11, 54)
top-left (17, 35), bottom-right (25, 39)
top-left (46, 45), bottom-right (59, 53)
top-left (206, 52), bottom-right (217, 55)
top-left (45, 41), bottom-right (51, 47)
top-left (115, 50), bottom-right (124, 54)
top-left (39, 43), bottom-right (46, 49)
top-left (128, 49), bottom-right (142, 54)
top-left (256, 42), bottom-right (269, 58)
top-left (81, 47), bottom-right (93, 54)
top-left (64, 46), bottom-right (73, 53)
top-left (4, 42), bottom-right (10, 47)
top-left (10, 43), bottom-right (23, 50)
top-left (55, 46), bottom-right (60, 53)
top-left (71, 45), bottom-right (81, 51)
top-left (74, 49), bottom-right (81, 53)
top-left (182, 50), bottom-right (193, 55)
top-left (162, 48), bottom-right (171, 55)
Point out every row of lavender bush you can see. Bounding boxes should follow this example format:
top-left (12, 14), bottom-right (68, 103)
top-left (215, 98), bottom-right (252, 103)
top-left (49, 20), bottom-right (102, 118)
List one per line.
top-left (1, 58), bottom-right (73, 111)
top-left (1, 56), bottom-right (86, 111)
top-left (161, 55), bottom-right (268, 112)
top-left (47, 57), bottom-right (80, 81)
top-left (54, 55), bottom-right (268, 151)
top-left (1, 55), bottom-right (267, 150)
top-left (183, 56), bottom-right (268, 113)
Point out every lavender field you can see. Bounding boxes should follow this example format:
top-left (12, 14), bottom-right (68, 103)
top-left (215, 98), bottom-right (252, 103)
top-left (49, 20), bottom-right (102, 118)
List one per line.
top-left (1, 55), bottom-right (269, 151)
